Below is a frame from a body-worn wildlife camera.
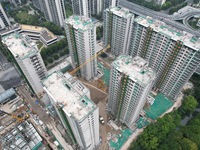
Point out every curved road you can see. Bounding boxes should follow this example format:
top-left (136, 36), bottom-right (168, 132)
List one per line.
top-left (119, 0), bottom-right (200, 36)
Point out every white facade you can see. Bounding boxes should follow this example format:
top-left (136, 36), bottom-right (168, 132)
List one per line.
top-left (71, 0), bottom-right (103, 17)
top-left (128, 16), bottom-right (200, 99)
top-left (65, 16), bottom-right (97, 80)
top-left (91, 0), bottom-right (102, 15)
top-left (103, 7), bottom-right (134, 56)
top-left (32, 0), bottom-right (66, 26)
top-left (43, 72), bottom-right (100, 150)
top-left (0, 3), bottom-right (11, 29)
top-left (108, 55), bottom-right (155, 128)
top-left (2, 33), bottom-right (49, 105)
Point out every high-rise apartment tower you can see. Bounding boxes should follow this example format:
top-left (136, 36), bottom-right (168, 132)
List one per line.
top-left (71, 0), bottom-right (103, 17)
top-left (108, 55), bottom-right (155, 128)
top-left (32, 0), bottom-right (66, 26)
top-left (128, 16), bottom-right (200, 99)
top-left (65, 16), bottom-right (97, 80)
top-left (2, 33), bottom-right (50, 105)
top-left (103, 7), bottom-right (134, 56)
top-left (43, 71), bottom-right (100, 150)
top-left (0, 4), bottom-right (11, 29)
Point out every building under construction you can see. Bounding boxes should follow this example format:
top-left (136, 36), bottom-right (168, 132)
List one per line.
top-left (0, 121), bottom-right (43, 150)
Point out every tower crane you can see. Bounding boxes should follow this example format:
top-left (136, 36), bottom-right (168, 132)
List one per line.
top-left (69, 45), bottom-right (110, 76)
top-left (0, 110), bottom-right (29, 122)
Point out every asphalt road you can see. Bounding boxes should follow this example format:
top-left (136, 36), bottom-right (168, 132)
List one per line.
top-left (119, 0), bottom-right (200, 36)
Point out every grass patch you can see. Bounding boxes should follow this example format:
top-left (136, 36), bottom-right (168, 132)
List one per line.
top-left (16, 11), bottom-right (32, 20)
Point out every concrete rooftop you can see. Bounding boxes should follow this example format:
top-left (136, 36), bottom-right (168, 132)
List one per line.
top-left (66, 16), bottom-right (95, 31)
top-left (112, 55), bottom-right (156, 86)
top-left (2, 33), bottom-right (37, 59)
top-left (43, 71), bottom-right (96, 121)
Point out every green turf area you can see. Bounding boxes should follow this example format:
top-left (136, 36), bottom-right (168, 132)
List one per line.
top-left (98, 63), bottom-right (110, 85)
top-left (136, 117), bottom-right (150, 129)
top-left (144, 93), bottom-right (174, 120)
top-left (16, 11), bottom-right (32, 20)
top-left (110, 128), bottom-right (132, 150)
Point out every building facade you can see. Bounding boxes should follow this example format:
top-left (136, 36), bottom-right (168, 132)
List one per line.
top-left (71, 0), bottom-right (104, 17)
top-left (0, 3), bottom-right (11, 29)
top-left (108, 55), bottom-right (155, 128)
top-left (71, 0), bottom-right (91, 17)
top-left (103, 7), bottom-right (134, 56)
top-left (128, 16), bottom-right (200, 99)
top-left (65, 16), bottom-right (97, 80)
top-left (9, 0), bottom-right (22, 6)
top-left (91, 0), bottom-right (102, 15)
top-left (43, 71), bottom-right (100, 150)
top-left (2, 33), bottom-right (49, 105)
top-left (103, 0), bottom-right (118, 9)
top-left (32, 0), bottom-right (66, 26)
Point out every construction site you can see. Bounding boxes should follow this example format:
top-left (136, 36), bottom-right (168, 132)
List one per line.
top-left (0, 34), bottom-right (184, 150)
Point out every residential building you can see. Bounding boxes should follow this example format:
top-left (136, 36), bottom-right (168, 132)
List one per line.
top-left (1, 33), bottom-right (50, 105)
top-left (9, 0), bottom-right (22, 6)
top-left (0, 3), bottom-right (11, 29)
top-left (71, 0), bottom-right (103, 17)
top-left (128, 16), bottom-right (200, 99)
top-left (43, 71), bottom-right (100, 150)
top-left (104, 0), bottom-right (118, 9)
top-left (91, 0), bottom-right (102, 15)
top-left (103, 7), bottom-right (134, 56)
top-left (71, 0), bottom-right (91, 17)
top-left (108, 55), bottom-right (155, 128)
top-left (65, 16), bottom-right (97, 80)
top-left (32, 0), bottom-right (66, 26)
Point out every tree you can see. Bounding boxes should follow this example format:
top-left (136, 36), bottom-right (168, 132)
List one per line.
top-left (53, 54), bottom-right (59, 60)
top-left (47, 57), bottom-right (53, 63)
top-left (179, 96), bottom-right (198, 116)
top-left (183, 89), bottom-right (193, 97)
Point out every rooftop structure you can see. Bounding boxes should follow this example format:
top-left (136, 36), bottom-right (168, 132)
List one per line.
top-left (66, 16), bottom-right (94, 31)
top-left (110, 7), bottom-right (133, 19)
top-left (0, 88), bottom-right (16, 104)
top-left (135, 16), bottom-right (200, 51)
top-left (0, 24), bottom-right (58, 47)
top-left (2, 33), bottom-right (37, 59)
top-left (113, 55), bottom-right (155, 86)
top-left (0, 121), bottom-right (43, 150)
top-left (43, 72), bottom-right (94, 120)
